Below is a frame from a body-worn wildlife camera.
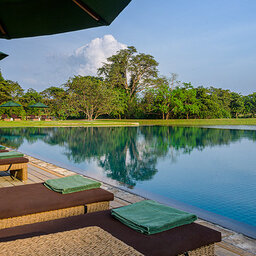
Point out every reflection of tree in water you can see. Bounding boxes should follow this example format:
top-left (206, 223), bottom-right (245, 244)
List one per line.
top-left (0, 126), bottom-right (255, 187)
top-left (97, 128), bottom-right (158, 188)
top-left (0, 127), bottom-right (48, 148)
top-left (41, 126), bottom-right (256, 188)
top-left (41, 127), bottom-right (158, 188)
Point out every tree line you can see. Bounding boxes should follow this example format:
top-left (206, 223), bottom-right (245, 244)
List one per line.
top-left (1, 46), bottom-right (256, 120)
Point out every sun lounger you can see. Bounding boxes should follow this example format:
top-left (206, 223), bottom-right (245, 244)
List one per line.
top-left (0, 209), bottom-right (221, 256)
top-left (0, 183), bottom-right (114, 229)
top-left (27, 115), bottom-right (39, 121)
top-left (41, 115), bottom-right (52, 121)
top-left (11, 114), bottom-right (22, 121)
top-left (0, 226), bottom-right (142, 256)
top-left (0, 157), bottom-right (28, 181)
top-left (1, 114), bottom-right (10, 121)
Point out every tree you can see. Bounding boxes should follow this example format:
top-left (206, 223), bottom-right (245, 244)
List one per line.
top-left (65, 76), bottom-right (120, 120)
top-left (208, 87), bottom-right (232, 118)
top-left (0, 72), bottom-right (24, 117)
top-left (108, 88), bottom-right (128, 119)
top-left (0, 73), bottom-right (24, 104)
top-left (178, 83), bottom-right (199, 119)
top-left (20, 88), bottom-right (42, 104)
top-left (196, 87), bottom-right (224, 118)
top-left (230, 92), bottom-right (244, 118)
top-left (146, 77), bottom-right (172, 119)
top-left (20, 88), bottom-right (43, 116)
top-left (98, 46), bottom-right (159, 105)
top-left (41, 86), bottom-right (69, 119)
top-left (244, 93), bottom-right (256, 117)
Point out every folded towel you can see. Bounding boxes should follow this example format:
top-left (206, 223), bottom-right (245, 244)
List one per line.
top-left (44, 175), bottom-right (101, 194)
top-left (0, 151), bottom-right (24, 159)
top-left (111, 200), bottom-right (197, 235)
top-left (0, 145), bottom-right (6, 150)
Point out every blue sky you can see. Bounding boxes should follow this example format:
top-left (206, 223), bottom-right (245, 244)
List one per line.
top-left (0, 0), bottom-right (256, 94)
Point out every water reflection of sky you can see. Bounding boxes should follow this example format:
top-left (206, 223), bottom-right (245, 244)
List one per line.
top-left (17, 141), bottom-right (121, 187)
top-left (0, 126), bottom-right (255, 231)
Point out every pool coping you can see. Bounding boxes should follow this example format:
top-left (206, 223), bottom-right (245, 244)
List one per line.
top-left (20, 152), bottom-right (256, 255)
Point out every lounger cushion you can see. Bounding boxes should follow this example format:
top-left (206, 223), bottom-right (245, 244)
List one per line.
top-left (0, 210), bottom-right (221, 256)
top-left (0, 157), bottom-right (29, 165)
top-left (0, 183), bottom-right (114, 219)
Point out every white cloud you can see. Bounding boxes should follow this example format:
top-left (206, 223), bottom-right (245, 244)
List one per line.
top-left (70, 35), bottom-right (127, 76)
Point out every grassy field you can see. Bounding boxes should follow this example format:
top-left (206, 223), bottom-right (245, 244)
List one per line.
top-left (0, 118), bottom-right (256, 127)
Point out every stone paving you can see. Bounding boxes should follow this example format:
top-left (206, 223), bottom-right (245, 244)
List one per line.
top-left (3, 150), bottom-right (255, 256)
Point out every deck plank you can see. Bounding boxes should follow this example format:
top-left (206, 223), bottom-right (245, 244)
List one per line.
top-left (28, 172), bottom-right (46, 183)
top-left (28, 168), bottom-right (52, 181)
top-left (28, 164), bottom-right (59, 179)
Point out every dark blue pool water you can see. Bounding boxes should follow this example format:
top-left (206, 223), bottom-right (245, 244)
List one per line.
top-left (0, 126), bottom-right (255, 236)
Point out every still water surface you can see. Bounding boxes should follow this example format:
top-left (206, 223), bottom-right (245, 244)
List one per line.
top-left (0, 126), bottom-right (255, 230)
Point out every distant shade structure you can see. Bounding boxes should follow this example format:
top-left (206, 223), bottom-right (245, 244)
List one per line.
top-left (0, 101), bottom-right (22, 107)
top-left (28, 102), bottom-right (49, 108)
top-left (0, 0), bottom-right (131, 39)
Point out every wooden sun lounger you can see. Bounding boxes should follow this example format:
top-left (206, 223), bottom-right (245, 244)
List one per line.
top-left (0, 210), bottom-right (221, 256)
top-left (11, 115), bottom-right (22, 121)
top-left (26, 115), bottom-right (40, 121)
top-left (0, 157), bottom-right (28, 181)
top-left (41, 115), bottom-right (52, 121)
top-left (0, 183), bottom-right (114, 229)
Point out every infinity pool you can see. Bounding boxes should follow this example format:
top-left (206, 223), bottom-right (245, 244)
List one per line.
top-left (0, 126), bottom-right (255, 237)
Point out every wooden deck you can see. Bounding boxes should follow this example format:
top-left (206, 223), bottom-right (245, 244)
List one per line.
top-left (0, 161), bottom-right (255, 256)
top-left (0, 163), bottom-right (62, 187)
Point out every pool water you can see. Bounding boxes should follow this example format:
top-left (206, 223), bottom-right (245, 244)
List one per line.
top-left (0, 126), bottom-right (255, 236)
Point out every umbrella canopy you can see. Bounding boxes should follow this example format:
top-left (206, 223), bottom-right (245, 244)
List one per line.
top-left (29, 102), bottom-right (49, 108)
top-left (0, 101), bottom-right (22, 107)
top-left (0, 51), bottom-right (8, 60)
top-left (0, 0), bottom-right (131, 39)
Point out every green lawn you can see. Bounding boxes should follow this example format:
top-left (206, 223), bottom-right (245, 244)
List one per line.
top-left (0, 118), bottom-right (256, 127)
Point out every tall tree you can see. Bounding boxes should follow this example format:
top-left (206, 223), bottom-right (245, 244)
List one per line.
top-left (98, 46), bottom-right (159, 104)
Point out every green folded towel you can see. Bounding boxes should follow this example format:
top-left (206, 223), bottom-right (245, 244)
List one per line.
top-left (44, 175), bottom-right (101, 194)
top-left (0, 151), bottom-right (24, 159)
top-left (0, 145), bottom-right (6, 150)
top-left (111, 200), bottom-right (197, 235)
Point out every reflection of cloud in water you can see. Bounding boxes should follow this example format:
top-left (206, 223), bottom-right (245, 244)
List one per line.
top-left (82, 160), bottom-right (120, 187)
